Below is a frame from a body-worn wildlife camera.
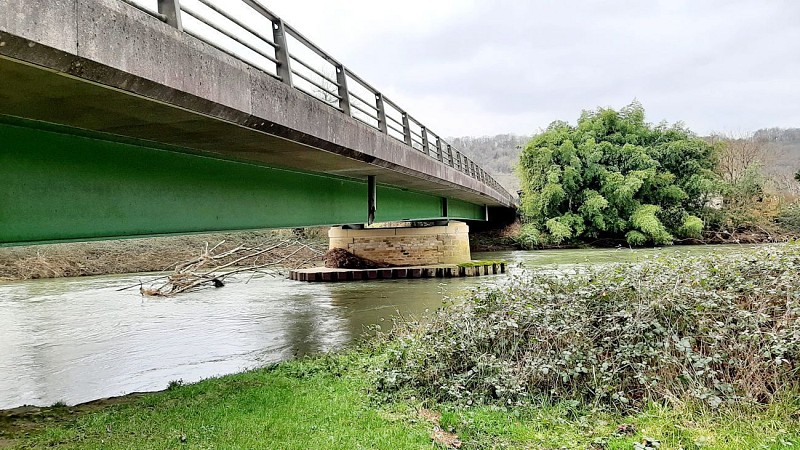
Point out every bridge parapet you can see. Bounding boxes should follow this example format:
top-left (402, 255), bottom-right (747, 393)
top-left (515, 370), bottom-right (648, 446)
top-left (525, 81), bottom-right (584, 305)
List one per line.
top-left (121, 0), bottom-right (510, 199)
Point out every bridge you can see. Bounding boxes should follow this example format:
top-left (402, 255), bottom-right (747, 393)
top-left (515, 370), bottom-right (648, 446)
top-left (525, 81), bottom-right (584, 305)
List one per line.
top-left (0, 0), bottom-right (515, 254)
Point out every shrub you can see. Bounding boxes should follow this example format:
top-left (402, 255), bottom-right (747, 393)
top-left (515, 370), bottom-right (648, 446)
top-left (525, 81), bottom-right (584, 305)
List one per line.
top-left (678, 215), bottom-right (704, 238)
top-left (778, 201), bottom-right (800, 234)
top-left (377, 245), bottom-right (800, 410)
top-left (516, 224), bottom-right (543, 249)
top-left (518, 102), bottom-right (719, 245)
top-left (625, 230), bottom-right (647, 246)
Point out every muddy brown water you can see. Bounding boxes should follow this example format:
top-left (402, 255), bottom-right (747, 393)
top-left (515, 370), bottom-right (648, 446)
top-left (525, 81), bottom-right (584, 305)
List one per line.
top-left (0, 245), bottom-right (761, 409)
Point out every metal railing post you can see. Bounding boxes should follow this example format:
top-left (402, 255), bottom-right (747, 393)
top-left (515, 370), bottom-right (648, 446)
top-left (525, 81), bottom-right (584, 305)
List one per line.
top-left (272, 19), bottom-right (292, 85)
top-left (401, 113), bottom-right (412, 146)
top-left (435, 137), bottom-right (444, 162)
top-left (447, 144), bottom-right (453, 166)
top-left (336, 65), bottom-right (351, 116)
top-left (157, 0), bottom-right (182, 30)
top-left (375, 93), bottom-right (388, 133)
top-left (421, 127), bottom-right (430, 155)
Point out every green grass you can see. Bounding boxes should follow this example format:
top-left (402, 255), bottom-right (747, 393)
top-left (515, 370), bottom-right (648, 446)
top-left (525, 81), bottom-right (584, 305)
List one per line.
top-left (439, 400), bottom-right (799, 449)
top-left (4, 352), bottom-right (798, 449)
top-left (4, 353), bottom-right (432, 450)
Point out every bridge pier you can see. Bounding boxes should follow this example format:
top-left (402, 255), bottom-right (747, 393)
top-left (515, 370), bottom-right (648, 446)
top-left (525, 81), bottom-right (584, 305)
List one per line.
top-left (328, 221), bottom-right (471, 266)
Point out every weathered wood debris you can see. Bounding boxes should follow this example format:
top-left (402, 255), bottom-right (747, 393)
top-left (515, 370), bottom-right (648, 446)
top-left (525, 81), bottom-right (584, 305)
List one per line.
top-left (136, 238), bottom-right (323, 296)
top-left (322, 248), bottom-right (390, 269)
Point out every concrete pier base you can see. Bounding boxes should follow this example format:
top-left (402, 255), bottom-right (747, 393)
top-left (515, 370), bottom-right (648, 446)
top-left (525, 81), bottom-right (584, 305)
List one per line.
top-left (328, 221), bottom-right (471, 266)
top-left (290, 261), bottom-right (506, 282)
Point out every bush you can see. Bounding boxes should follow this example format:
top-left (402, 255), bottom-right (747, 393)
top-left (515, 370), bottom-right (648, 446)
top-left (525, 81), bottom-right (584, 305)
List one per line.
top-left (778, 201), bottom-right (800, 233)
top-left (517, 101), bottom-right (719, 245)
top-left (678, 215), bottom-right (704, 238)
top-left (516, 224), bottom-right (543, 249)
top-left (625, 230), bottom-right (647, 246)
top-left (377, 245), bottom-right (800, 410)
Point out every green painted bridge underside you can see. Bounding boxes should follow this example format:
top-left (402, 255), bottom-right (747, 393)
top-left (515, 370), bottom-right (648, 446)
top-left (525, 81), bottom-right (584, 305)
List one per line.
top-left (0, 118), bottom-right (486, 244)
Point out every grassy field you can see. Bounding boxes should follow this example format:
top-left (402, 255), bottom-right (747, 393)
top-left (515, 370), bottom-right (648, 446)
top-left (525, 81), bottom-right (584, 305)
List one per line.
top-left (1, 352), bottom-right (797, 449)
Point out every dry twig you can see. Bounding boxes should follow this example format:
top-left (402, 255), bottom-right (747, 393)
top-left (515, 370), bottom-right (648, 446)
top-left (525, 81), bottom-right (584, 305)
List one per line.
top-left (139, 238), bottom-right (323, 297)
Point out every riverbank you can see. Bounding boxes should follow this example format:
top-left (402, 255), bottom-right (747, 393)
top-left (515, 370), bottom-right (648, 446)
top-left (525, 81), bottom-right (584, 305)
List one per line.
top-left (470, 222), bottom-right (800, 252)
top-left (0, 229), bottom-right (327, 282)
top-left (1, 351), bottom-right (796, 449)
top-left (3, 245), bottom-right (798, 449)
top-left (3, 225), bottom-right (791, 282)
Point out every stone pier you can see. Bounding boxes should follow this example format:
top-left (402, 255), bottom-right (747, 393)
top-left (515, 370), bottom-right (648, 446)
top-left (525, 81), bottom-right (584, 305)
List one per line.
top-left (328, 221), bottom-right (471, 266)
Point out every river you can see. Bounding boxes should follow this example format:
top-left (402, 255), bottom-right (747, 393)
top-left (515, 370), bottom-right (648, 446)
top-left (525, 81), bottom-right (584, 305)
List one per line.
top-left (0, 245), bottom-right (759, 409)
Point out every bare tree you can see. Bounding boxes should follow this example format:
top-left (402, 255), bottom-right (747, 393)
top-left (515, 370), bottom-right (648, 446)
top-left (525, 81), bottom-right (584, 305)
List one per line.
top-left (710, 132), bottom-right (772, 184)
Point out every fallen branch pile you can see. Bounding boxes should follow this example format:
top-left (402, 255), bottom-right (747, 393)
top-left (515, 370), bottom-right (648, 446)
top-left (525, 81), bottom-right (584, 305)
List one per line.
top-left (137, 238), bottom-right (324, 296)
top-left (323, 248), bottom-right (389, 269)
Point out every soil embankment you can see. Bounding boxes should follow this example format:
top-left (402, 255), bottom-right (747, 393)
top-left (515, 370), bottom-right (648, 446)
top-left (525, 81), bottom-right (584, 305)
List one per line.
top-left (0, 229), bottom-right (328, 282)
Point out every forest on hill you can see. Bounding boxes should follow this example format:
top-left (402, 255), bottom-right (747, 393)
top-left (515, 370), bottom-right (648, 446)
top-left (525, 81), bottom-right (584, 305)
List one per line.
top-left (749, 127), bottom-right (800, 193)
top-left (449, 134), bottom-right (529, 193)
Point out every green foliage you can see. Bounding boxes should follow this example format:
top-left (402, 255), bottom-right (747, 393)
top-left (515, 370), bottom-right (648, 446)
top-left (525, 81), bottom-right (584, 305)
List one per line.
top-left (630, 204), bottom-right (673, 244)
top-left (778, 201), bottom-right (800, 233)
top-left (516, 223), bottom-right (543, 249)
top-left (625, 230), bottom-right (648, 246)
top-left (679, 215), bottom-right (704, 238)
top-left (545, 217), bottom-right (573, 243)
top-left (715, 163), bottom-right (768, 229)
top-left (377, 245), bottom-right (800, 410)
top-left (518, 102), bottom-right (718, 245)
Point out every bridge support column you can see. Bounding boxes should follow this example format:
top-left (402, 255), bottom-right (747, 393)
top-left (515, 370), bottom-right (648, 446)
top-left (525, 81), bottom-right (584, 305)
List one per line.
top-left (329, 222), bottom-right (471, 266)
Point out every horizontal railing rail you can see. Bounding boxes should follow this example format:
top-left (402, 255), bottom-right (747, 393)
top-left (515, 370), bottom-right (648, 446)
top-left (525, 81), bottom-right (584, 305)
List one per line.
top-left (119, 0), bottom-right (511, 200)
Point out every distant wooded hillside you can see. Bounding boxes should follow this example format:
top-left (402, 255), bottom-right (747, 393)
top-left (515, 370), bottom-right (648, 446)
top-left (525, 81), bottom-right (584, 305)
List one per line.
top-left (709, 127), bottom-right (800, 194)
top-left (754, 128), bottom-right (800, 193)
top-left (450, 134), bottom-right (529, 193)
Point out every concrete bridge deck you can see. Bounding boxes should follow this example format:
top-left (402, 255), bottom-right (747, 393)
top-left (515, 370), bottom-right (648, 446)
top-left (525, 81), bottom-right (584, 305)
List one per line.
top-left (0, 0), bottom-right (515, 244)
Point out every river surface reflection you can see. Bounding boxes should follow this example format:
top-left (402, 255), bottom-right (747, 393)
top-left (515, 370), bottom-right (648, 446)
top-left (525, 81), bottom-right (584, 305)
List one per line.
top-left (0, 270), bottom-right (487, 408)
top-left (0, 245), bottom-right (759, 408)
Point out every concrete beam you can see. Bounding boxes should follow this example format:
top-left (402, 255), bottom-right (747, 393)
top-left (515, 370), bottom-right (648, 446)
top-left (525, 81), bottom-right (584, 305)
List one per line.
top-left (0, 0), bottom-right (77, 54)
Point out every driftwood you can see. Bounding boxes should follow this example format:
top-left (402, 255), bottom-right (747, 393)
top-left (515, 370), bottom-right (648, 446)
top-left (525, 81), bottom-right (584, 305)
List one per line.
top-left (137, 238), bottom-right (324, 297)
top-left (322, 248), bottom-right (390, 269)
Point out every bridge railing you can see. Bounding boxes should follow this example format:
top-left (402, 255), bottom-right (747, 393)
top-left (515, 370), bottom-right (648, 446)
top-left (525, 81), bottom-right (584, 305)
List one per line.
top-left (121, 0), bottom-right (511, 199)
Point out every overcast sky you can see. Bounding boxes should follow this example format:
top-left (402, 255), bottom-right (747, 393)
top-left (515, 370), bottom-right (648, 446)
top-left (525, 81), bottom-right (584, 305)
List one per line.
top-left (256, 0), bottom-right (799, 138)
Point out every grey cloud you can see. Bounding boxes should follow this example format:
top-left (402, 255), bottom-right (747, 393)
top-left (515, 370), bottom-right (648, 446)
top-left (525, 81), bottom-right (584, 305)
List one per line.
top-left (275, 0), bottom-right (800, 136)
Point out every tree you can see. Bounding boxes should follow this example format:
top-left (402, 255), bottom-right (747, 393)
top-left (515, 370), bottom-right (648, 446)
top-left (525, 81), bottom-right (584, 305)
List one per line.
top-left (518, 102), bottom-right (719, 246)
top-left (708, 133), bottom-right (771, 184)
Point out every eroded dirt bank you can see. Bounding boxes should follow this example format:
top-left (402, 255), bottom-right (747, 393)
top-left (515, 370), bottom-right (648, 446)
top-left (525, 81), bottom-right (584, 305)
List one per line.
top-left (0, 229), bottom-right (327, 282)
